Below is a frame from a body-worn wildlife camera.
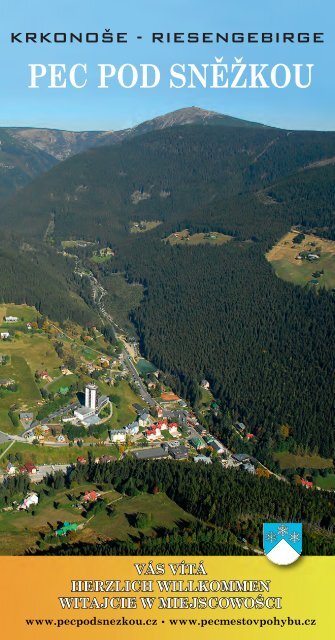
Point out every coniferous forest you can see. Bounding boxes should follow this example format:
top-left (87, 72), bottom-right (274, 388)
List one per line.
top-left (33, 457), bottom-right (335, 556)
top-left (0, 121), bottom-right (335, 462)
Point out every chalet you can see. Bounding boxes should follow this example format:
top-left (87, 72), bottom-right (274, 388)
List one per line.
top-left (155, 406), bottom-right (164, 419)
top-left (26, 322), bottom-right (32, 330)
top-left (156, 418), bottom-right (168, 429)
top-left (232, 453), bottom-right (250, 464)
top-left (83, 490), bottom-right (98, 503)
top-left (6, 462), bottom-right (16, 475)
top-left (18, 493), bottom-right (39, 510)
top-left (109, 430), bottom-right (126, 443)
top-left (210, 439), bottom-right (225, 454)
top-left (246, 433), bottom-right (255, 440)
top-left (20, 412), bottom-right (33, 423)
top-left (301, 479), bottom-right (313, 489)
top-left (168, 422), bottom-right (179, 436)
top-left (201, 379), bottom-right (210, 390)
top-left (168, 445), bottom-right (188, 460)
top-left (194, 455), bottom-right (212, 465)
top-left (124, 421), bottom-right (139, 435)
top-left (60, 365), bottom-right (72, 375)
top-left (37, 370), bottom-right (51, 381)
top-left (56, 521), bottom-right (78, 537)
top-left (241, 462), bottom-right (256, 474)
top-left (145, 425), bottom-right (163, 441)
top-left (0, 332), bottom-right (10, 340)
top-left (77, 456), bottom-right (87, 464)
top-left (0, 378), bottom-right (14, 388)
top-left (24, 462), bottom-right (37, 474)
top-left (5, 316), bottom-right (18, 323)
top-left (189, 436), bottom-right (206, 450)
top-left (138, 412), bottom-right (151, 428)
top-left (235, 422), bottom-right (246, 433)
top-left (195, 424), bottom-right (207, 437)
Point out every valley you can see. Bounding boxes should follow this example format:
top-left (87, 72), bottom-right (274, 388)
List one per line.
top-left (0, 107), bottom-right (334, 554)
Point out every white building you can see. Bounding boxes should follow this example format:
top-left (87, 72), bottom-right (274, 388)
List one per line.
top-left (138, 412), bottom-right (151, 428)
top-left (0, 332), bottom-right (10, 340)
top-left (5, 316), bottom-right (18, 323)
top-left (18, 493), bottom-right (39, 510)
top-left (125, 421), bottom-right (139, 435)
top-left (85, 383), bottom-right (98, 410)
top-left (110, 430), bottom-right (126, 443)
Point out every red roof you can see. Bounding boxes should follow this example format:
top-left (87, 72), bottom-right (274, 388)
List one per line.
top-left (77, 456), bottom-right (87, 464)
top-left (25, 462), bottom-right (36, 473)
top-left (83, 491), bottom-right (97, 502)
top-left (301, 479), bottom-right (313, 489)
top-left (156, 419), bottom-right (168, 428)
top-left (168, 422), bottom-right (178, 428)
top-left (246, 433), bottom-right (254, 439)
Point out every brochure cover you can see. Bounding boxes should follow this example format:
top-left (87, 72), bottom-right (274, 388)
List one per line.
top-left (0, 0), bottom-right (333, 637)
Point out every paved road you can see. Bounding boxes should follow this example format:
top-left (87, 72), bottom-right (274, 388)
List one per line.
top-left (0, 431), bottom-right (10, 444)
top-left (88, 268), bottom-right (157, 408)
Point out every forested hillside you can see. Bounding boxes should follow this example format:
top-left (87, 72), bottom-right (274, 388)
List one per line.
top-left (35, 458), bottom-right (335, 556)
top-left (1, 126), bottom-right (335, 242)
top-left (0, 129), bottom-right (56, 204)
top-left (0, 234), bottom-right (97, 326)
top-left (0, 121), bottom-right (334, 458)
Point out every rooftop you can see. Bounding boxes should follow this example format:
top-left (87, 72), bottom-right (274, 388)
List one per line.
top-left (133, 447), bottom-right (170, 461)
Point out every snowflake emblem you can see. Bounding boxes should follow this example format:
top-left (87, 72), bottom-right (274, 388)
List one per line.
top-left (290, 532), bottom-right (300, 543)
top-left (277, 525), bottom-right (289, 537)
top-left (266, 531), bottom-right (277, 543)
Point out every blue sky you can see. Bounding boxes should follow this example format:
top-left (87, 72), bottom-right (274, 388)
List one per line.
top-left (1, 0), bottom-right (334, 131)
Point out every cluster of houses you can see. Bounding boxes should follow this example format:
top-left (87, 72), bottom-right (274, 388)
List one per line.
top-left (6, 461), bottom-right (38, 477)
top-left (145, 418), bottom-right (179, 440)
top-left (109, 420), bottom-right (140, 443)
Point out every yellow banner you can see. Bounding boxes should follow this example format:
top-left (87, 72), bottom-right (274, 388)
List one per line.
top-left (0, 556), bottom-right (332, 638)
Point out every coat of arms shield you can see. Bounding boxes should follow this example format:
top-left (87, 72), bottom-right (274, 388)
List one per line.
top-left (263, 523), bottom-right (302, 565)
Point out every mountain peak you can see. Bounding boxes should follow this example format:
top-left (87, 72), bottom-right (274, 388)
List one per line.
top-left (132, 106), bottom-right (268, 133)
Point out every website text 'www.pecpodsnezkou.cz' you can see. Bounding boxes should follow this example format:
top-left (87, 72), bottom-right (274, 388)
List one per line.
top-left (25, 616), bottom-right (317, 629)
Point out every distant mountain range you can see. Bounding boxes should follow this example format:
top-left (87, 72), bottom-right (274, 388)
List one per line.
top-left (0, 107), bottom-right (271, 204)
top-left (5, 107), bottom-right (270, 161)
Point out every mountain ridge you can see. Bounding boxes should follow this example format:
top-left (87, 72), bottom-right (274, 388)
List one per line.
top-left (3, 106), bottom-right (271, 160)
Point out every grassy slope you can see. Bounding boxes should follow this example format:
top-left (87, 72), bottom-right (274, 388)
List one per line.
top-left (0, 442), bottom-right (119, 466)
top-left (109, 381), bottom-right (146, 429)
top-left (274, 451), bottom-right (333, 469)
top-left (266, 230), bottom-right (335, 290)
top-left (0, 489), bottom-right (194, 554)
top-left (165, 230), bottom-right (233, 246)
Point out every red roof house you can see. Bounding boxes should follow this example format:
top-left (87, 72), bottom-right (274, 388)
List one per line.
top-left (83, 491), bottom-right (98, 502)
top-left (301, 479), bottom-right (313, 489)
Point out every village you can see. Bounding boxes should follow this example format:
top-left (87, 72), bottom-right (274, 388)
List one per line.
top-left (0, 304), bottom-right (320, 492)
